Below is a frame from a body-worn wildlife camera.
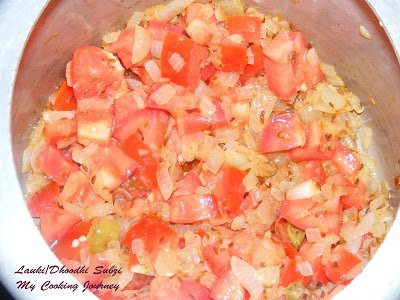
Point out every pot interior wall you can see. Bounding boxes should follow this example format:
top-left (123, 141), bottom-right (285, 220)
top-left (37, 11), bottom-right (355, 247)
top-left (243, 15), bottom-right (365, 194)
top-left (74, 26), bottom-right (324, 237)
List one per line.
top-left (12, 0), bottom-right (400, 208)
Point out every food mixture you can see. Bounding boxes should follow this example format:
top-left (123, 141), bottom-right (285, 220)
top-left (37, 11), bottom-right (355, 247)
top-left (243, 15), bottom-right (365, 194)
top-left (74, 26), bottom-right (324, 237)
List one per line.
top-left (23, 0), bottom-right (394, 299)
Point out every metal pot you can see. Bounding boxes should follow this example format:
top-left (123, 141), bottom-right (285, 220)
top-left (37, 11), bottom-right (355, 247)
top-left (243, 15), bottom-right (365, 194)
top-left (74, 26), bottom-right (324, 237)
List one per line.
top-left (0, 0), bottom-right (399, 299)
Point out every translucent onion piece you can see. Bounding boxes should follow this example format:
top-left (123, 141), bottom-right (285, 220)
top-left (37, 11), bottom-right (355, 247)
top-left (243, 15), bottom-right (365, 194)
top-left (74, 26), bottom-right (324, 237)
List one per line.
top-left (286, 179), bottom-right (321, 201)
top-left (155, 0), bottom-right (196, 21)
top-left (151, 84), bottom-right (176, 105)
top-left (231, 256), bottom-right (263, 299)
top-left (132, 26), bottom-right (152, 65)
top-left (156, 165), bottom-right (174, 200)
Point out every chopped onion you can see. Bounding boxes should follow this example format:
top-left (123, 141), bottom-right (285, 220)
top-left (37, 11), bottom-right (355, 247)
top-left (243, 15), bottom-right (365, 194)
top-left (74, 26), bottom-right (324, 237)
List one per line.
top-left (224, 149), bottom-right (249, 171)
top-left (131, 238), bottom-right (145, 255)
top-left (215, 0), bottom-right (244, 17)
top-left (155, 0), bottom-right (196, 21)
top-left (22, 146), bottom-right (33, 173)
top-left (197, 134), bottom-right (217, 160)
top-left (243, 172), bottom-right (258, 192)
top-left (151, 84), bottom-right (176, 105)
top-left (231, 256), bottom-right (263, 299)
top-left (258, 266), bottom-right (280, 287)
top-left (102, 30), bottom-right (121, 44)
top-left (154, 248), bottom-right (180, 277)
top-left (345, 235), bottom-right (362, 254)
top-left (214, 128), bottom-right (240, 144)
top-left (30, 139), bottom-right (45, 173)
top-left (296, 261), bottom-right (314, 276)
top-left (84, 203), bottom-right (114, 220)
top-left (156, 165), bottom-right (174, 200)
top-left (286, 179), bottom-right (321, 201)
top-left (360, 126), bottom-right (372, 151)
top-left (144, 59), bottom-right (162, 82)
top-left (127, 11), bottom-right (145, 29)
top-left (132, 26), bottom-right (152, 65)
top-left (199, 95), bottom-right (216, 118)
top-left (168, 52), bottom-right (185, 72)
top-left (194, 80), bottom-right (215, 98)
top-left (355, 211), bottom-right (375, 236)
top-left (186, 19), bottom-right (212, 45)
top-left (305, 228), bottom-right (322, 243)
top-left (249, 90), bottom-right (276, 133)
top-left (42, 110), bottom-right (75, 123)
top-left (246, 46), bottom-right (255, 65)
top-left (359, 25), bottom-right (372, 40)
top-left (151, 40), bottom-right (164, 59)
top-left (235, 85), bottom-right (258, 100)
top-left (204, 145), bottom-right (224, 174)
top-left (215, 71), bottom-right (239, 89)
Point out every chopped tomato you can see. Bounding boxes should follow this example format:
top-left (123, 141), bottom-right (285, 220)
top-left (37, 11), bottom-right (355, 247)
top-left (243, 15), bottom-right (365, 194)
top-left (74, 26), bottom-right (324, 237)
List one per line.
top-left (259, 113), bottom-right (306, 153)
top-left (176, 101), bottom-right (227, 134)
top-left (214, 165), bottom-right (246, 217)
top-left (220, 42), bottom-right (247, 73)
top-left (332, 143), bottom-right (362, 176)
top-left (280, 259), bottom-right (311, 287)
top-left (147, 21), bottom-right (184, 41)
top-left (161, 32), bottom-right (208, 90)
top-left (53, 81), bottom-right (77, 111)
top-left (228, 233), bottom-right (255, 262)
top-left (39, 209), bottom-right (80, 242)
top-left (225, 15), bottom-right (261, 44)
top-left (264, 56), bottom-right (296, 99)
top-left (210, 269), bottom-right (245, 300)
top-left (299, 160), bottom-right (327, 185)
top-left (53, 220), bottom-right (93, 261)
top-left (71, 46), bottom-right (124, 100)
top-left (124, 273), bottom-right (154, 291)
top-left (114, 108), bottom-right (169, 151)
top-left (338, 178), bottom-right (367, 211)
top-left (111, 29), bottom-right (134, 69)
top-left (170, 194), bottom-right (218, 224)
top-left (274, 219), bottom-right (298, 259)
top-left (150, 277), bottom-right (210, 300)
top-left (45, 118), bottom-right (77, 146)
top-left (36, 146), bottom-right (79, 185)
top-left (120, 134), bottom-right (158, 188)
top-left (174, 170), bottom-right (202, 195)
top-left (28, 183), bottom-right (60, 218)
top-left (203, 243), bottom-right (231, 276)
top-left (325, 246), bottom-right (362, 283)
top-left (134, 65), bottom-right (153, 85)
top-left (240, 44), bottom-right (265, 84)
top-left (122, 216), bottom-right (179, 256)
top-left (114, 91), bottom-right (140, 126)
top-left (201, 64), bottom-right (217, 82)
top-left (312, 258), bottom-right (330, 285)
top-left (289, 120), bottom-right (334, 161)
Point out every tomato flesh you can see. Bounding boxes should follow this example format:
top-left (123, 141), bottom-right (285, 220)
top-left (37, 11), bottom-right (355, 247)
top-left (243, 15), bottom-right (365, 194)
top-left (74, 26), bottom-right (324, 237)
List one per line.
top-left (45, 118), bottom-right (77, 146)
top-left (170, 194), bottom-right (218, 224)
top-left (220, 42), bottom-right (247, 73)
top-left (325, 246), bottom-right (361, 283)
top-left (28, 183), bottom-right (60, 218)
top-left (225, 15), bottom-right (261, 44)
top-left (299, 160), bottom-right (327, 185)
top-left (53, 81), bottom-right (77, 111)
top-left (332, 143), bottom-right (362, 176)
top-left (240, 44), bottom-right (265, 84)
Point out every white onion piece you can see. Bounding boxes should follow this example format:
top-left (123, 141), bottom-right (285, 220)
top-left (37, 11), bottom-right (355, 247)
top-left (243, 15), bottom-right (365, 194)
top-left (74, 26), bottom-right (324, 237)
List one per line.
top-left (305, 228), bottom-right (322, 243)
top-left (154, 248), bottom-right (180, 277)
top-left (22, 146), bottom-right (33, 173)
top-left (243, 172), bottom-right (258, 192)
top-left (84, 203), bottom-right (114, 220)
top-left (296, 261), bottom-right (314, 276)
top-left (246, 46), bottom-right (255, 65)
top-left (30, 139), bottom-right (45, 173)
top-left (204, 145), bottom-right (224, 174)
top-left (168, 53), bottom-right (184, 73)
top-left (258, 266), bottom-right (280, 287)
top-left (132, 26), bottom-right (152, 65)
top-left (215, 71), bottom-right (239, 89)
top-left (345, 235), bottom-right (362, 254)
top-left (144, 59), bottom-right (162, 82)
top-left (231, 256), bottom-right (263, 299)
top-left (199, 95), bottom-right (216, 118)
top-left (42, 110), bottom-right (75, 123)
top-left (156, 165), bottom-right (174, 200)
top-left (235, 85), bottom-right (258, 100)
top-left (127, 11), bottom-right (145, 29)
top-left (249, 90), bottom-right (276, 133)
top-left (151, 40), bottom-right (164, 59)
top-left (103, 30), bottom-right (121, 44)
top-left (194, 80), bottom-right (215, 98)
top-left (151, 84), bottom-right (176, 105)
top-left (155, 0), bottom-right (196, 21)
top-left (286, 179), bottom-right (321, 201)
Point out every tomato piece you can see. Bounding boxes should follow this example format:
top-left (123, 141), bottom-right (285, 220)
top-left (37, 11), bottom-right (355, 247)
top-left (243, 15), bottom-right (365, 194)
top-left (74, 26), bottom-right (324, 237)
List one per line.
top-left (53, 81), bottom-right (77, 111)
top-left (339, 180), bottom-right (367, 211)
top-left (289, 120), bottom-right (334, 161)
top-left (45, 118), bottom-right (77, 146)
top-left (28, 183), bottom-right (60, 218)
top-left (52, 220), bottom-right (93, 261)
top-left (170, 194), bottom-right (218, 224)
top-left (114, 92), bottom-right (140, 127)
top-left (312, 258), bottom-right (330, 285)
top-left (174, 170), bottom-right (202, 196)
top-left (228, 233), bottom-right (255, 262)
top-left (124, 273), bottom-right (154, 291)
top-left (240, 44), bottom-right (265, 84)
top-left (210, 269), bottom-right (245, 300)
top-left (325, 246), bottom-right (362, 283)
top-left (280, 259), bottom-right (311, 287)
top-left (122, 217), bottom-right (179, 254)
top-left (120, 134), bottom-right (158, 188)
top-left (39, 209), bottom-right (80, 242)
top-left (71, 46), bottom-right (124, 100)
top-left (264, 56), bottom-right (297, 99)
top-left (161, 32), bottom-right (208, 91)
top-left (176, 101), bottom-right (227, 134)
top-left (150, 277), bottom-right (210, 300)
top-left (332, 143), bottom-right (362, 176)
top-left (299, 161), bottom-right (327, 185)
top-left (201, 64), bottom-right (217, 82)
top-left (36, 146), bottom-right (79, 185)
top-left (111, 29), bottom-right (135, 69)
top-left (214, 165), bottom-right (246, 217)
top-left (147, 21), bottom-right (184, 41)
top-left (114, 108), bottom-right (169, 151)
top-left (220, 42), bottom-right (247, 73)
top-left (226, 15), bottom-right (261, 44)
top-left (274, 219), bottom-right (298, 259)
top-left (259, 113), bottom-right (306, 153)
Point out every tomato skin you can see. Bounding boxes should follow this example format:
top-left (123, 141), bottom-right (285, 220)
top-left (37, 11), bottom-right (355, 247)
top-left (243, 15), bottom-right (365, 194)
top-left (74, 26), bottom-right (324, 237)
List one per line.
top-left (170, 194), bottom-right (218, 224)
top-left (45, 118), bottom-right (77, 146)
top-left (274, 219), bottom-right (298, 259)
top-left (226, 16), bottom-right (261, 43)
top-left (147, 21), bottom-right (184, 41)
top-left (220, 42), bottom-right (247, 73)
top-left (299, 161), bottom-right (327, 185)
top-left (53, 81), bottom-right (77, 111)
top-left (332, 143), bottom-right (362, 176)
top-left (289, 120), bottom-right (334, 161)
top-left (52, 220), bottom-right (93, 261)
top-left (259, 113), bottom-right (306, 153)
top-left (122, 217), bottom-right (179, 255)
top-left (36, 146), bottom-right (79, 186)
top-left (161, 32), bottom-right (208, 91)
top-left (110, 29), bottom-right (135, 69)
top-left (325, 246), bottom-right (361, 283)
top-left (71, 46), bottom-right (124, 100)
top-left (214, 165), bottom-right (246, 217)
top-left (39, 209), bottom-right (80, 243)
top-left (240, 44), bottom-right (265, 84)
top-left (280, 259), bottom-right (311, 287)
top-left (28, 183), bottom-right (60, 218)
